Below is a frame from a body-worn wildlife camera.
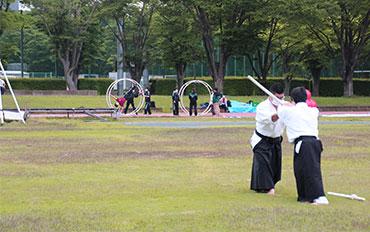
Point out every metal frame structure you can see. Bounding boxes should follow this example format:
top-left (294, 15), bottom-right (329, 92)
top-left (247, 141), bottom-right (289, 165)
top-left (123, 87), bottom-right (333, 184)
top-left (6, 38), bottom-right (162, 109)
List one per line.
top-left (178, 80), bottom-right (213, 116)
top-left (105, 78), bottom-right (145, 116)
top-left (0, 60), bottom-right (26, 124)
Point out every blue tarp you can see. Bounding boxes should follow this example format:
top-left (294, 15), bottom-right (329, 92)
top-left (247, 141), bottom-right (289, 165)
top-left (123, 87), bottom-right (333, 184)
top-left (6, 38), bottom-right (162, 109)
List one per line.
top-left (228, 100), bottom-right (257, 113)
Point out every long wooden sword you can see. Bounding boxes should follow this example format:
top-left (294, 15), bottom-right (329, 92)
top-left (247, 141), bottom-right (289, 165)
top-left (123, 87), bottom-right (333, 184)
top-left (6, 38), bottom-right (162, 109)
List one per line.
top-left (246, 75), bottom-right (284, 105)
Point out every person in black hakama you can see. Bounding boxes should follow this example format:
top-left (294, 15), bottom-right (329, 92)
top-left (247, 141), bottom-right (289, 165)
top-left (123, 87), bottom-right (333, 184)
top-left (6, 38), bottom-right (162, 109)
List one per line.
top-left (172, 88), bottom-right (179, 115)
top-left (124, 86), bottom-right (137, 114)
top-left (277, 87), bottom-right (328, 205)
top-left (250, 83), bottom-right (285, 195)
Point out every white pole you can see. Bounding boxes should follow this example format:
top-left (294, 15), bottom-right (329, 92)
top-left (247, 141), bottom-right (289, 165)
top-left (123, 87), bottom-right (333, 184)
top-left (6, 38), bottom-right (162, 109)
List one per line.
top-left (327, 192), bottom-right (366, 201)
top-left (246, 75), bottom-right (284, 105)
top-left (0, 81), bottom-right (3, 124)
top-left (0, 60), bottom-right (25, 123)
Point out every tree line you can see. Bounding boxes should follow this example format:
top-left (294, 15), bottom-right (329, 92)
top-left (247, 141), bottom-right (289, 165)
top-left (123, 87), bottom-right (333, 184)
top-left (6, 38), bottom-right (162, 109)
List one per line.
top-left (0, 0), bottom-right (369, 96)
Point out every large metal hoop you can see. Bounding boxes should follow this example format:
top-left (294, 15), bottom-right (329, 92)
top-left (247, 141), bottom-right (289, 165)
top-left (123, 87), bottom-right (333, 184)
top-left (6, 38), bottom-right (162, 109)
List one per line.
top-left (178, 80), bottom-right (213, 115)
top-left (106, 78), bottom-right (145, 115)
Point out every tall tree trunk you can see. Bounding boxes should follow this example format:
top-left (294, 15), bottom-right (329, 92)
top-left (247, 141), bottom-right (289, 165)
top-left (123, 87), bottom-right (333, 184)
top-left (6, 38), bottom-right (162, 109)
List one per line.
top-left (283, 76), bottom-right (292, 96)
top-left (127, 60), bottom-right (145, 83)
top-left (58, 43), bottom-right (83, 91)
top-left (333, 7), bottom-right (369, 97)
top-left (282, 50), bottom-right (292, 95)
top-left (341, 55), bottom-right (355, 97)
top-left (306, 59), bottom-right (323, 97)
top-left (309, 65), bottom-right (322, 97)
top-left (175, 63), bottom-right (186, 90)
top-left (343, 67), bottom-right (354, 97)
top-left (63, 67), bottom-right (78, 91)
top-left (195, 6), bottom-right (228, 92)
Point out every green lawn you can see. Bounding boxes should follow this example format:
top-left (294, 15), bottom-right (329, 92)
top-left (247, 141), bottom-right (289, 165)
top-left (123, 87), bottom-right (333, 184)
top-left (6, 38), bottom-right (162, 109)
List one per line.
top-left (2, 95), bottom-right (370, 113)
top-left (0, 118), bottom-right (369, 231)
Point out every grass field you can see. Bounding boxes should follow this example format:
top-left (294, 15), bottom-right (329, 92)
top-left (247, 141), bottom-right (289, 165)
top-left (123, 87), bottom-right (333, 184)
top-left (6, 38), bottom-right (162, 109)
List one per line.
top-left (2, 95), bottom-right (370, 113)
top-left (0, 117), bottom-right (369, 231)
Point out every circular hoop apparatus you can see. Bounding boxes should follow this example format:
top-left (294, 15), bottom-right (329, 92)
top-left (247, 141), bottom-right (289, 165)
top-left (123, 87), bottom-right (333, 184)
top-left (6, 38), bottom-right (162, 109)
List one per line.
top-left (106, 78), bottom-right (145, 115)
top-left (178, 80), bottom-right (213, 115)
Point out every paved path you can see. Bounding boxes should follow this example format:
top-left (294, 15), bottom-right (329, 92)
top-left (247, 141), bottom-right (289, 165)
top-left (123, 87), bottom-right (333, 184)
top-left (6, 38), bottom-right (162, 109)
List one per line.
top-left (29, 111), bottom-right (370, 119)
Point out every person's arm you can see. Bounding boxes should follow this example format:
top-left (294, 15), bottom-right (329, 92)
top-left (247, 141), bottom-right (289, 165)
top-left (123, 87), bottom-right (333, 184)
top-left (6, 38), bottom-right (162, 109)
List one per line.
top-left (256, 104), bottom-right (276, 124)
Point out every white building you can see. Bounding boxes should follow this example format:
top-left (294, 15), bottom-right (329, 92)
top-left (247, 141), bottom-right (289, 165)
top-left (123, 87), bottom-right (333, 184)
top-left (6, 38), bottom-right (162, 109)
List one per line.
top-left (9, 0), bottom-right (32, 12)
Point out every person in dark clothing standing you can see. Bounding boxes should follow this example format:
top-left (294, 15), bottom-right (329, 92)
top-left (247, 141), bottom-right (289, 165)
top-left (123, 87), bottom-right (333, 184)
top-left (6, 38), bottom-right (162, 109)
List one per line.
top-left (250, 83), bottom-right (285, 195)
top-left (144, 88), bottom-right (151, 115)
top-left (172, 88), bottom-right (180, 115)
top-left (124, 86), bottom-right (137, 114)
top-left (277, 87), bottom-right (328, 205)
top-left (188, 87), bottom-right (198, 116)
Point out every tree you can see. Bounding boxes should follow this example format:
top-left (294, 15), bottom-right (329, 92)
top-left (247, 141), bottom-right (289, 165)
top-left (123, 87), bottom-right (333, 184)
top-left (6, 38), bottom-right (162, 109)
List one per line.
top-left (182, 0), bottom-right (261, 92)
top-left (100, 0), bottom-right (157, 83)
top-left (152, 1), bottom-right (203, 89)
top-left (0, 1), bottom-right (29, 58)
top-left (33, 0), bottom-right (99, 91)
top-left (298, 0), bottom-right (370, 96)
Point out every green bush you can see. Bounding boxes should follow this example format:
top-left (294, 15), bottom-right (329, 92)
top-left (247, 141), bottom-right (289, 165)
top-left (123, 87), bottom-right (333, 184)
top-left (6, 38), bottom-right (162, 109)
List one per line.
top-left (10, 78), bottom-right (66, 90)
top-left (78, 78), bottom-right (113, 95)
top-left (354, 79), bottom-right (370, 96)
top-left (150, 77), bottom-right (308, 96)
top-left (317, 78), bottom-right (343, 97)
top-left (150, 77), bottom-right (370, 96)
top-left (7, 76), bottom-right (370, 96)
top-left (150, 78), bottom-right (177, 95)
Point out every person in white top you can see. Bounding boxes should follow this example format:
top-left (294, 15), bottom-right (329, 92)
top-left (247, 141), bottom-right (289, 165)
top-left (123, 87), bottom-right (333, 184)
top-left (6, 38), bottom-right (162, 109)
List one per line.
top-left (278, 87), bottom-right (328, 205)
top-left (250, 83), bottom-right (285, 195)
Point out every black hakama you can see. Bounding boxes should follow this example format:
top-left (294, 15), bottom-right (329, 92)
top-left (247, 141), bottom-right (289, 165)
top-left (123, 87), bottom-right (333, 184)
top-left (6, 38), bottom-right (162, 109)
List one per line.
top-left (251, 133), bottom-right (282, 192)
top-left (293, 136), bottom-right (325, 202)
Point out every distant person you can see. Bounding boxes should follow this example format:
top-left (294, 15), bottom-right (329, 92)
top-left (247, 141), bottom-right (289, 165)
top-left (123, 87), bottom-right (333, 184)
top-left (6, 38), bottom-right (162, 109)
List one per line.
top-left (144, 88), bottom-right (151, 115)
top-left (124, 86), bottom-right (137, 114)
top-left (306, 89), bottom-right (318, 108)
top-left (172, 88), bottom-right (180, 115)
top-left (219, 95), bottom-right (229, 113)
top-left (0, 79), bottom-right (5, 112)
top-left (278, 87), bottom-right (328, 205)
top-left (212, 88), bottom-right (222, 116)
top-left (112, 96), bottom-right (126, 113)
top-left (188, 87), bottom-right (198, 116)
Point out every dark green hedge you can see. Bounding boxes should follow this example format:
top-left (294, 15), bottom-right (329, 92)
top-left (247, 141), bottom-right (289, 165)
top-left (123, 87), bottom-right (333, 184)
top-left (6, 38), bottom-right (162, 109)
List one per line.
top-left (9, 78), bottom-right (66, 90)
top-left (8, 78), bottom-right (114, 95)
top-left (150, 77), bottom-right (370, 96)
top-left (6, 77), bottom-right (370, 96)
top-left (150, 78), bottom-right (177, 95)
top-left (78, 78), bottom-right (113, 95)
top-left (354, 79), bottom-right (370, 96)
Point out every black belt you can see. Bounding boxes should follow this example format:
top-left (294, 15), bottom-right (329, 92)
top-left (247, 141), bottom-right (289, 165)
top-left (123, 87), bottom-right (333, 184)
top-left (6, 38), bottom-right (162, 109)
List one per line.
top-left (255, 130), bottom-right (282, 143)
top-left (294, 136), bottom-right (317, 145)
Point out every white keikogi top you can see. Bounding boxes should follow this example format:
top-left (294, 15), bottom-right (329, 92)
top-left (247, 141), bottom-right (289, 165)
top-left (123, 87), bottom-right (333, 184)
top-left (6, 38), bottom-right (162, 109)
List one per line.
top-left (250, 98), bottom-right (285, 148)
top-left (277, 102), bottom-right (319, 143)
top-left (0, 79), bottom-right (5, 88)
